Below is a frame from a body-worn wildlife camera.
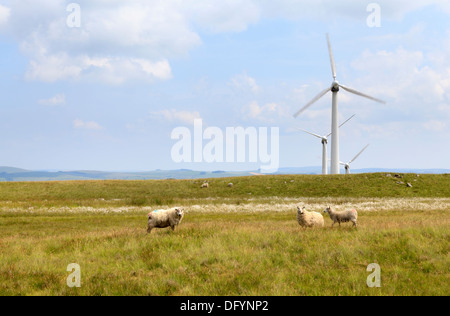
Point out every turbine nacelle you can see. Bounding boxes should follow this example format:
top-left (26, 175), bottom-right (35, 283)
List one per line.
top-left (331, 80), bottom-right (340, 92)
top-left (340, 144), bottom-right (370, 175)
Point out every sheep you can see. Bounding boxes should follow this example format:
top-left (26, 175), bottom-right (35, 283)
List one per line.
top-left (201, 182), bottom-right (209, 189)
top-left (296, 206), bottom-right (324, 228)
top-left (323, 206), bottom-right (358, 227)
top-left (227, 183), bottom-right (233, 188)
top-left (147, 207), bottom-right (185, 234)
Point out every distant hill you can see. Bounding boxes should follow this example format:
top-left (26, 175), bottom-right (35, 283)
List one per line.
top-left (0, 167), bottom-right (252, 182)
top-left (0, 166), bottom-right (30, 173)
top-left (0, 166), bottom-right (448, 182)
top-left (275, 167), bottom-right (450, 175)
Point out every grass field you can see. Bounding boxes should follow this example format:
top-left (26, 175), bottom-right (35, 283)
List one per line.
top-left (0, 173), bottom-right (449, 296)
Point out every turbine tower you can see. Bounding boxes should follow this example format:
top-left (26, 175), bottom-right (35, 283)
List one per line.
top-left (298, 114), bottom-right (355, 175)
top-left (341, 144), bottom-right (370, 174)
top-left (293, 34), bottom-right (385, 174)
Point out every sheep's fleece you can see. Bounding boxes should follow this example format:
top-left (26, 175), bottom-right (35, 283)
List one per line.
top-left (297, 206), bottom-right (324, 228)
top-left (147, 207), bottom-right (185, 233)
top-left (323, 206), bottom-right (358, 227)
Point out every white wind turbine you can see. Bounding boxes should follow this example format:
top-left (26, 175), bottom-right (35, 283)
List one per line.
top-left (293, 34), bottom-right (386, 174)
top-left (298, 114), bottom-right (355, 175)
top-left (341, 144), bottom-right (370, 174)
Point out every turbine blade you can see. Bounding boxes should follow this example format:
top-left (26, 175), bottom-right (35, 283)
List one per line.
top-left (326, 33), bottom-right (337, 80)
top-left (340, 85), bottom-right (386, 104)
top-left (297, 129), bottom-right (323, 140)
top-left (327, 114), bottom-right (356, 137)
top-left (349, 144), bottom-right (370, 164)
top-left (339, 114), bottom-right (356, 128)
top-left (293, 87), bottom-right (331, 118)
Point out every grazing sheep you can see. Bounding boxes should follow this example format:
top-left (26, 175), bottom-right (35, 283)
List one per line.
top-left (201, 182), bottom-right (209, 189)
top-left (296, 206), bottom-right (324, 228)
top-left (147, 207), bottom-right (185, 234)
top-left (227, 183), bottom-right (233, 188)
top-left (323, 206), bottom-right (358, 227)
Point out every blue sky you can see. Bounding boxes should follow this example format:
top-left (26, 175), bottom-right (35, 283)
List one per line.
top-left (0, 0), bottom-right (449, 172)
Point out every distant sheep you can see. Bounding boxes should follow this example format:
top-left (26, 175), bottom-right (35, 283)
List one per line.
top-left (227, 183), bottom-right (233, 188)
top-left (201, 182), bottom-right (209, 189)
top-left (296, 206), bottom-right (324, 228)
top-left (147, 207), bottom-right (185, 234)
top-left (323, 206), bottom-right (358, 227)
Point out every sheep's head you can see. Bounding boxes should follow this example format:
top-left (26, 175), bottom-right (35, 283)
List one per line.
top-left (175, 208), bottom-right (184, 218)
top-left (323, 206), bottom-right (331, 214)
top-left (297, 206), bottom-right (306, 215)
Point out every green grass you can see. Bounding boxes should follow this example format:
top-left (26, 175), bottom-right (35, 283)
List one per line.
top-left (0, 174), bottom-right (449, 296)
top-left (0, 209), bottom-right (448, 296)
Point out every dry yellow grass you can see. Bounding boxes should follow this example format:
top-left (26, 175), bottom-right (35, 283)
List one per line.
top-left (2, 197), bottom-right (448, 214)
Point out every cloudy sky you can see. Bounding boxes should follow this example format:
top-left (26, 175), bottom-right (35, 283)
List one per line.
top-left (0, 0), bottom-right (449, 172)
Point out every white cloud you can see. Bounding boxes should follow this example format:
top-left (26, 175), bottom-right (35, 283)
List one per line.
top-left (4, 0), bottom-right (196, 84)
top-left (246, 101), bottom-right (262, 118)
top-left (24, 52), bottom-right (172, 84)
top-left (3, 0), bottom-right (450, 85)
top-left (229, 73), bottom-right (260, 94)
top-left (38, 94), bottom-right (66, 106)
top-left (25, 53), bottom-right (83, 82)
top-left (422, 120), bottom-right (447, 132)
top-left (73, 119), bottom-right (103, 130)
top-left (131, 59), bottom-right (172, 80)
top-left (244, 101), bottom-right (286, 122)
top-left (153, 109), bottom-right (202, 126)
top-left (350, 46), bottom-right (450, 121)
top-left (0, 4), bottom-right (10, 25)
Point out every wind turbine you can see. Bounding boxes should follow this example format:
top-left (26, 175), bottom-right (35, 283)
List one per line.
top-left (293, 34), bottom-right (385, 174)
top-left (341, 144), bottom-right (370, 174)
top-left (298, 114), bottom-right (355, 175)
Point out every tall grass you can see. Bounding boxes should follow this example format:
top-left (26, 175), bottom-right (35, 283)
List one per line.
top-left (0, 209), bottom-right (448, 296)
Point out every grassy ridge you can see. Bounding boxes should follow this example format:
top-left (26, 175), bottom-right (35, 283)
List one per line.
top-left (0, 173), bottom-right (449, 208)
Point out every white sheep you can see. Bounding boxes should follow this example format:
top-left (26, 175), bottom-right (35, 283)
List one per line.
top-left (296, 206), bottom-right (324, 228)
top-left (201, 182), bottom-right (209, 188)
top-left (323, 206), bottom-right (358, 227)
top-left (147, 207), bottom-right (185, 234)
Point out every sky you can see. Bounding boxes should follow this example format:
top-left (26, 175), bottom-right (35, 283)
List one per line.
top-left (0, 0), bottom-right (449, 172)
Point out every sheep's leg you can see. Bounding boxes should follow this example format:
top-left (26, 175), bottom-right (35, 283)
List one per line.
top-left (147, 227), bottom-right (153, 234)
top-left (170, 225), bottom-right (175, 231)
